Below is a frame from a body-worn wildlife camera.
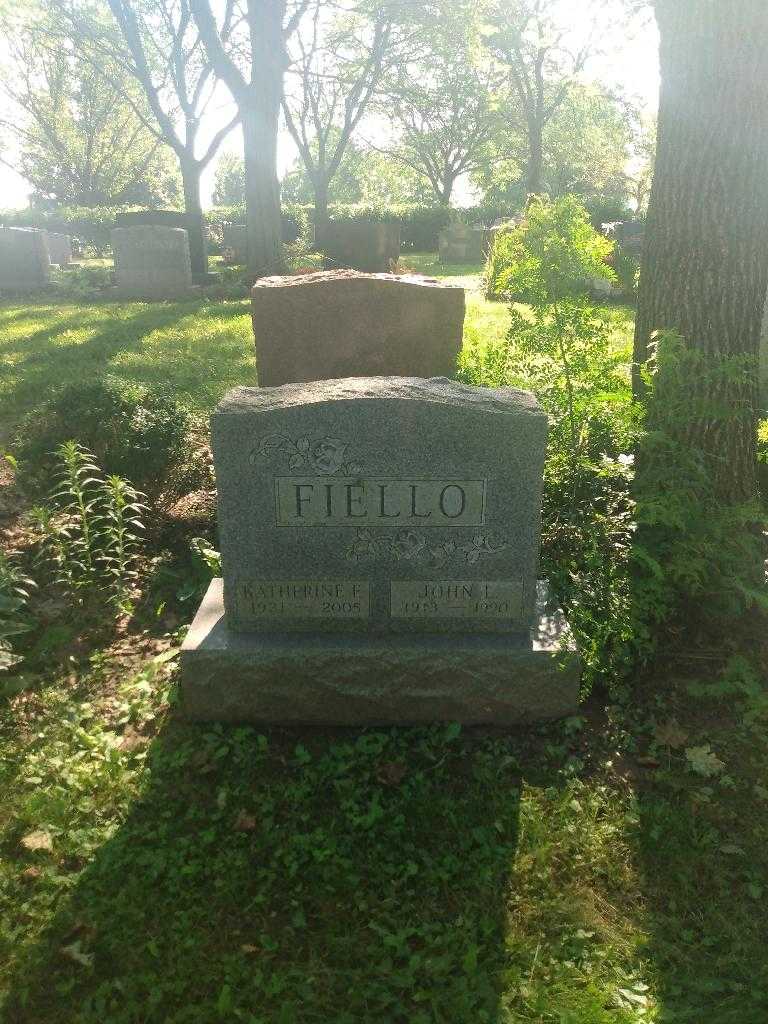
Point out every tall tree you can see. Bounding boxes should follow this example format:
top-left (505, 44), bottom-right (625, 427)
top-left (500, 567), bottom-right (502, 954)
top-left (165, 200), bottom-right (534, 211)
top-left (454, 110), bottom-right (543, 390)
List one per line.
top-left (483, 0), bottom-right (619, 197)
top-left (189, 0), bottom-right (308, 276)
top-left (55, 0), bottom-right (238, 272)
top-left (0, 2), bottom-right (179, 206)
top-left (473, 82), bottom-right (631, 211)
top-left (281, 0), bottom-right (396, 224)
top-left (634, 0), bottom-right (768, 502)
top-left (381, 55), bottom-right (498, 207)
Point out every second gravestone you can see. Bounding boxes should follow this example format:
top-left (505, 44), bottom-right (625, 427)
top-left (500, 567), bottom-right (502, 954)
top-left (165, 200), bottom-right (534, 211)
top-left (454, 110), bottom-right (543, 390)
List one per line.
top-left (111, 225), bottom-right (193, 299)
top-left (181, 376), bottom-right (580, 724)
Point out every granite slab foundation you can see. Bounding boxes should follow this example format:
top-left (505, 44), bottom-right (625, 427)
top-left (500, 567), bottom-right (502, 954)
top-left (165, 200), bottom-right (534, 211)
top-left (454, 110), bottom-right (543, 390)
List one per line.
top-left (180, 579), bottom-right (579, 725)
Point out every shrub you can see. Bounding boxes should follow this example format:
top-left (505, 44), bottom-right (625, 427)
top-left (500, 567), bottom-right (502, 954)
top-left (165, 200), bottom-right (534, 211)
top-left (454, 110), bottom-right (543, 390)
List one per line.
top-left (12, 377), bottom-right (196, 498)
top-left (631, 334), bottom-right (768, 648)
top-left (485, 195), bottom-right (615, 303)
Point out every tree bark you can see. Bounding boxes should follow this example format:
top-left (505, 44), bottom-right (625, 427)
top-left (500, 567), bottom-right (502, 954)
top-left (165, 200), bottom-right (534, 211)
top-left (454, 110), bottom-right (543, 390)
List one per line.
top-left (525, 117), bottom-right (544, 196)
top-left (242, 106), bottom-right (283, 278)
top-left (313, 178), bottom-right (329, 226)
top-left (633, 0), bottom-right (768, 503)
top-left (180, 158), bottom-right (207, 278)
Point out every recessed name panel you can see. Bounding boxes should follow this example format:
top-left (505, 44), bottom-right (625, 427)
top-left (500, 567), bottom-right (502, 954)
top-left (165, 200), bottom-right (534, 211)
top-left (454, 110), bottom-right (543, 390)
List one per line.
top-left (390, 580), bottom-right (524, 620)
top-left (233, 580), bottom-right (370, 620)
top-left (275, 477), bottom-right (486, 527)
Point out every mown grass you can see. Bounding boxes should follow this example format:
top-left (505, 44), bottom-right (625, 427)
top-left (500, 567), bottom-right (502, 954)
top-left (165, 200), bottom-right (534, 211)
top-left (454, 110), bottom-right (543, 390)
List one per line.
top-left (1, 258), bottom-right (767, 1022)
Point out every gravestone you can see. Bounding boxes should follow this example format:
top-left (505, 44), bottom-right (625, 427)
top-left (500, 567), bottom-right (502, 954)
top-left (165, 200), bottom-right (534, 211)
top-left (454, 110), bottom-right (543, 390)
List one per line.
top-left (316, 221), bottom-right (400, 273)
top-left (45, 232), bottom-right (73, 267)
top-left (252, 270), bottom-right (465, 386)
top-left (0, 227), bottom-right (51, 290)
top-left (116, 210), bottom-right (209, 280)
top-left (222, 223), bottom-right (247, 263)
top-left (181, 376), bottom-right (580, 724)
top-left (111, 225), bottom-right (193, 299)
top-left (438, 223), bottom-right (486, 264)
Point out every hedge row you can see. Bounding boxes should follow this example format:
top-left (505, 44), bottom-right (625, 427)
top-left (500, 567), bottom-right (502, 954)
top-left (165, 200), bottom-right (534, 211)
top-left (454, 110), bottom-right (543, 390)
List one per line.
top-left (0, 196), bottom-right (633, 256)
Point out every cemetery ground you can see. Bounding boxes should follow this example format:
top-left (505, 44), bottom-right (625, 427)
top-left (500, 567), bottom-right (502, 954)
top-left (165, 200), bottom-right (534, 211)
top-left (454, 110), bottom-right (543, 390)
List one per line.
top-left (0, 260), bottom-right (767, 1023)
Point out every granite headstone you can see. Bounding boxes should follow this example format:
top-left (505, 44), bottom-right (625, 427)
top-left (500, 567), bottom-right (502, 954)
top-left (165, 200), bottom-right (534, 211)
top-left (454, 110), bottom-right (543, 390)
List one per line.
top-left (316, 221), bottom-right (400, 273)
top-left (252, 270), bottom-right (465, 386)
top-left (0, 227), bottom-right (51, 290)
top-left (111, 225), bottom-right (193, 299)
top-left (45, 232), bottom-right (73, 267)
top-left (438, 223), bottom-right (486, 264)
top-left (181, 376), bottom-right (580, 724)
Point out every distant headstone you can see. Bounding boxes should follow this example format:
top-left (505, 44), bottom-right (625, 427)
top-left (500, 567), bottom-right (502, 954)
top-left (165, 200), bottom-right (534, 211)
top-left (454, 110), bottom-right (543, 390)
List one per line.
top-left (252, 270), bottom-right (465, 386)
top-left (111, 225), bottom-right (193, 299)
top-left (316, 221), bottom-right (400, 273)
top-left (438, 223), bottom-right (486, 264)
top-left (222, 223), bottom-right (247, 263)
top-left (115, 210), bottom-right (208, 279)
top-left (45, 232), bottom-right (73, 266)
top-left (0, 227), bottom-right (51, 290)
top-left (181, 376), bottom-right (580, 724)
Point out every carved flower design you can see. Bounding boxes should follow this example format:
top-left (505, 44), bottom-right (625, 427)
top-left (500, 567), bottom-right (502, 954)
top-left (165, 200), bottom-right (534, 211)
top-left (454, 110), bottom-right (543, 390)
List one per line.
top-left (426, 539), bottom-right (458, 567)
top-left (389, 530), bottom-right (427, 561)
top-left (310, 438), bottom-right (348, 475)
top-left (252, 433), bottom-right (359, 476)
top-left (461, 533), bottom-right (508, 564)
top-left (345, 528), bottom-right (380, 561)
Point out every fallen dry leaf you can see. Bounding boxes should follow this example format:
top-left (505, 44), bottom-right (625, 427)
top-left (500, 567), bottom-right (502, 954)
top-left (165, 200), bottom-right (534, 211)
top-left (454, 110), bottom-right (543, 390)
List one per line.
top-left (233, 810), bottom-right (257, 832)
top-left (240, 944), bottom-right (259, 955)
top-left (21, 866), bottom-right (41, 881)
top-left (21, 829), bottom-right (53, 853)
top-left (376, 761), bottom-right (408, 786)
top-left (60, 941), bottom-right (94, 969)
top-left (118, 725), bottom-right (148, 752)
top-left (654, 720), bottom-right (688, 749)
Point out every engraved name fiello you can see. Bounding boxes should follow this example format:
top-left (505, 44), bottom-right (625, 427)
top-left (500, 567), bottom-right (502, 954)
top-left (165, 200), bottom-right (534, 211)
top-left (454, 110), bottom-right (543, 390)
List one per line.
top-left (275, 477), bottom-right (486, 527)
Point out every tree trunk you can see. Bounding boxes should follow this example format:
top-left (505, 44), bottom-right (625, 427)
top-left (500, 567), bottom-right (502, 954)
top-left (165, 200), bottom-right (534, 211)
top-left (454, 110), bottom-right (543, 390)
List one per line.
top-left (633, 0), bottom-right (768, 503)
top-left (313, 178), bottom-right (329, 226)
top-left (525, 117), bottom-right (544, 196)
top-left (180, 159), bottom-right (208, 279)
top-left (242, 106), bottom-right (283, 279)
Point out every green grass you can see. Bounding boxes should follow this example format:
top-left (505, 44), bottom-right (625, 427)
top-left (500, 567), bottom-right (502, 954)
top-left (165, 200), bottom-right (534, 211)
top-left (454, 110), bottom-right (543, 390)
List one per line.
top-left (1, 257), bottom-right (767, 1022)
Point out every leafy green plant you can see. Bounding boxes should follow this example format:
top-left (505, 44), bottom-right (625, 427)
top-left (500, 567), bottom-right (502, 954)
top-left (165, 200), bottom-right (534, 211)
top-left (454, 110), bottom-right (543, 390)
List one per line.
top-left (0, 551), bottom-right (35, 674)
top-left (28, 442), bottom-right (146, 610)
top-left (484, 195), bottom-right (615, 302)
top-left (632, 332), bottom-right (768, 652)
top-left (464, 197), bottom-right (639, 685)
top-left (12, 376), bottom-right (194, 498)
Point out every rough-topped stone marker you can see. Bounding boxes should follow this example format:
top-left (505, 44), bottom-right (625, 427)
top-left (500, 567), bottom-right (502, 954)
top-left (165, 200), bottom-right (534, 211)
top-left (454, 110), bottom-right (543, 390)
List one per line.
top-left (0, 227), bottom-right (51, 290)
top-left (111, 225), bottom-right (193, 299)
top-left (252, 270), bottom-right (465, 386)
top-left (316, 220), bottom-right (400, 273)
top-left (45, 232), bottom-right (73, 267)
top-left (181, 376), bottom-right (580, 724)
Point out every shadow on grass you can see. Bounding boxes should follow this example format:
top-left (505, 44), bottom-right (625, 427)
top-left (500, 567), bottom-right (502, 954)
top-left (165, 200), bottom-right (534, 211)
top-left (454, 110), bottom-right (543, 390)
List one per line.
top-left (4, 719), bottom-right (522, 1024)
top-left (634, 744), bottom-right (768, 1022)
top-left (0, 299), bottom-right (253, 426)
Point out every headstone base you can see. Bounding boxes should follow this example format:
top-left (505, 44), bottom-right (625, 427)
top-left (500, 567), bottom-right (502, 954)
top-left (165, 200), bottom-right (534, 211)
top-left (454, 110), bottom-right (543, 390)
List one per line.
top-left (180, 579), bottom-right (580, 725)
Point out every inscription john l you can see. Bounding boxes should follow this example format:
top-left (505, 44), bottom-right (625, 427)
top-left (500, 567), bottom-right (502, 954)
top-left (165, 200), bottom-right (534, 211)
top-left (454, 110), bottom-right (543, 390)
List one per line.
top-left (390, 580), bottom-right (524, 621)
top-left (275, 477), bottom-right (486, 527)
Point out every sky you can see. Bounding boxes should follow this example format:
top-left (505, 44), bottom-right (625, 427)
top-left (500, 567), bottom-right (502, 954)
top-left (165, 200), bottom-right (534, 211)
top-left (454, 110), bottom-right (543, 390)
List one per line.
top-left (0, 6), bottom-right (660, 211)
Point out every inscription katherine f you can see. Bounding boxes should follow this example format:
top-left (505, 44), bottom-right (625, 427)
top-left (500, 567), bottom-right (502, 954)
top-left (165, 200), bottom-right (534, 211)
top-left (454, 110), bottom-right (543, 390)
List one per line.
top-left (275, 477), bottom-right (486, 527)
top-left (390, 580), bottom-right (524, 620)
top-left (234, 580), bottom-right (370, 619)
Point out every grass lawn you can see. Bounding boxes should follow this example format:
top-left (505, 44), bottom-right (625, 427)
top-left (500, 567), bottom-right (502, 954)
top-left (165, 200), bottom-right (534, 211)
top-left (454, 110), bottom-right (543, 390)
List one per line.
top-left (1, 258), bottom-right (767, 1022)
